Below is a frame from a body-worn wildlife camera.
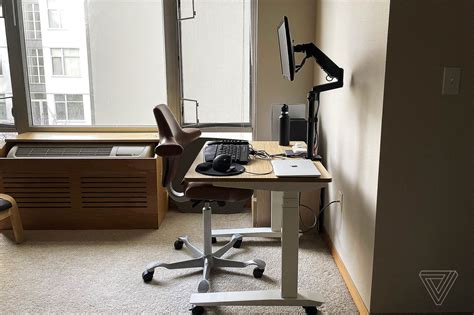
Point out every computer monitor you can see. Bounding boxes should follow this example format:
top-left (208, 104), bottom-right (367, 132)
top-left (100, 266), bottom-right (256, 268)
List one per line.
top-left (277, 16), bottom-right (295, 81)
top-left (276, 16), bottom-right (344, 160)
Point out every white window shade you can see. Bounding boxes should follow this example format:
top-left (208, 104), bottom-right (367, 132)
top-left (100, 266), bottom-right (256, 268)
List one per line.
top-left (180, 0), bottom-right (251, 126)
top-left (86, 0), bottom-right (167, 126)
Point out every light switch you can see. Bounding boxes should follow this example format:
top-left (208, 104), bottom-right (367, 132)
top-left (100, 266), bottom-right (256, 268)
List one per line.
top-left (442, 67), bottom-right (461, 95)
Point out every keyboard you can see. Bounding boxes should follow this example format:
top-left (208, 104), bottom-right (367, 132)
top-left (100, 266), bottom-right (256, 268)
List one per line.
top-left (204, 141), bottom-right (249, 164)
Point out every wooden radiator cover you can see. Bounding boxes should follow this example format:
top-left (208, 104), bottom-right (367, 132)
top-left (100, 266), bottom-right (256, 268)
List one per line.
top-left (0, 158), bottom-right (168, 229)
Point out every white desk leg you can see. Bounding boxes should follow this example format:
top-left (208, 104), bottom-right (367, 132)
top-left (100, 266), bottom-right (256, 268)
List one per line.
top-left (280, 190), bottom-right (299, 298)
top-left (190, 190), bottom-right (324, 309)
top-left (270, 191), bottom-right (283, 233)
top-left (211, 191), bottom-right (283, 238)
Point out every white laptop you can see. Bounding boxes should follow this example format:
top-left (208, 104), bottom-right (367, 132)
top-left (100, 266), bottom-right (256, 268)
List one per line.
top-left (271, 159), bottom-right (321, 177)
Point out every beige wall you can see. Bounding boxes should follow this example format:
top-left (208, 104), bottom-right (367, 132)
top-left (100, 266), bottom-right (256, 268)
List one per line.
top-left (314, 0), bottom-right (390, 309)
top-left (253, 0), bottom-right (318, 229)
top-left (371, 0), bottom-right (474, 312)
top-left (255, 0), bottom-right (316, 140)
top-left (256, 1), bottom-right (472, 312)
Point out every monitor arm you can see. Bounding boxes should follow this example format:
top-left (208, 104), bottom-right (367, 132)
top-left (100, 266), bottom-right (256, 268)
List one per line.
top-left (294, 43), bottom-right (344, 92)
top-left (293, 43), bottom-right (344, 159)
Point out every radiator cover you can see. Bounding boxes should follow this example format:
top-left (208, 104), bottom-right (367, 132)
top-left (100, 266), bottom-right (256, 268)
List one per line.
top-left (0, 157), bottom-right (168, 230)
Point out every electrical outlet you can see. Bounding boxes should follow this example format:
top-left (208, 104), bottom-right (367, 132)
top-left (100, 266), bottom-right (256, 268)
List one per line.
top-left (337, 190), bottom-right (344, 213)
top-left (442, 67), bottom-right (461, 95)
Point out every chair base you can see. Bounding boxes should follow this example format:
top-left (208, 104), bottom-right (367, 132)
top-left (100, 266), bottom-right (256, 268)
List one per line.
top-left (143, 234), bottom-right (265, 292)
top-left (143, 202), bottom-right (265, 293)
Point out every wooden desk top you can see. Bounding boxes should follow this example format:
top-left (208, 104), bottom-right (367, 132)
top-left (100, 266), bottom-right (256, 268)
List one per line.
top-left (185, 141), bottom-right (332, 185)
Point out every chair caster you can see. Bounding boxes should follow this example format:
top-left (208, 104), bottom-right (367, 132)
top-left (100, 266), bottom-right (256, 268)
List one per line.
top-left (190, 306), bottom-right (205, 315)
top-left (198, 279), bottom-right (210, 293)
top-left (303, 306), bottom-right (318, 315)
top-left (253, 267), bottom-right (264, 278)
top-left (174, 239), bottom-right (184, 250)
top-left (142, 270), bottom-right (154, 283)
top-left (233, 238), bottom-right (242, 248)
top-left (211, 237), bottom-right (217, 244)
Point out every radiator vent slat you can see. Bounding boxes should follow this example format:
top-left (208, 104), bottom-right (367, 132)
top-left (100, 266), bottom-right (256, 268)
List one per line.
top-left (80, 176), bottom-right (148, 209)
top-left (1, 175), bottom-right (149, 210)
top-left (2, 175), bottom-right (72, 209)
top-left (15, 146), bottom-right (113, 157)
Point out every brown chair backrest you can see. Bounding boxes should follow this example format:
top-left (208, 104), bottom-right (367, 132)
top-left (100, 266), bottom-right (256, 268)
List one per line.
top-left (153, 104), bottom-right (201, 188)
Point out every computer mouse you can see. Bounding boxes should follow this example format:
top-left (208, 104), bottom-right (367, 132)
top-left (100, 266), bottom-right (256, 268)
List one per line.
top-left (212, 154), bottom-right (232, 172)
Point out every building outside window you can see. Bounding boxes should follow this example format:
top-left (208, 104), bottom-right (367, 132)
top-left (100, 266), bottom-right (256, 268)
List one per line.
top-left (31, 93), bottom-right (48, 125)
top-left (0, 95), bottom-right (7, 120)
top-left (54, 94), bottom-right (84, 121)
top-left (3, 0), bottom-right (253, 130)
top-left (27, 48), bottom-right (45, 84)
top-left (47, 0), bottom-right (63, 29)
top-left (51, 48), bottom-right (80, 76)
top-left (23, 2), bottom-right (42, 40)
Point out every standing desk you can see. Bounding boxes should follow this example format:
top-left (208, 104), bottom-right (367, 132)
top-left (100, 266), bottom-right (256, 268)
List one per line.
top-left (185, 141), bottom-right (332, 308)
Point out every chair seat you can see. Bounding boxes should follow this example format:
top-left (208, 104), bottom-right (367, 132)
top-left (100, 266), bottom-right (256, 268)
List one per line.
top-left (185, 183), bottom-right (252, 202)
top-left (0, 198), bottom-right (12, 211)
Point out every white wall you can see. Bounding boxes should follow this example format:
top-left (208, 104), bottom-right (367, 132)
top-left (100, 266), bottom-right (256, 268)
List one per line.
top-left (255, 0), bottom-right (316, 140)
top-left (314, 0), bottom-right (390, 308)
top-left (371, 0), bottom-right (474, 312)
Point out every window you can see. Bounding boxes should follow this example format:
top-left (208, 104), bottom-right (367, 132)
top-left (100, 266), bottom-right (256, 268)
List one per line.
top-left (47, 0), bottom-right (63, 29)
top-left (179, 0), bottom-right (252, 127)
top-left (0, 7), bottom-right (14, 129)
top-left (27, 48), bottom-right (45, 84)
top-left (51, 48), bottom-right (80, 76)
top-left (0, 95), bottom-right (6, 120)
top-left (31, 93), bottom-right (48, 125)
top-left (22, 2), bottom-right (42, 40)
top-left (54, 94), bottom-right (84, 121)
top-left (3, 0), bottom-right (254, 131)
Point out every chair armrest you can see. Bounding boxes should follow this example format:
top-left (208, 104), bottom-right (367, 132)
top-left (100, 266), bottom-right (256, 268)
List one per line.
top-left (155, 139), bottom-right (183, 156)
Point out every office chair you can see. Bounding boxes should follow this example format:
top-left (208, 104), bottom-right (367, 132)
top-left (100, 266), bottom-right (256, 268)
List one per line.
top-left (142, 104), bottom-right (265, 293)
top-left (0, 194), bottom-right (25, 243)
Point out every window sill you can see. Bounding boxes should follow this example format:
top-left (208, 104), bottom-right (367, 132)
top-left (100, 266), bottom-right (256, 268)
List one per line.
top-left (201, 131), bottom-right (252, 141)
top-left (51, 75), bottom-right (82, 78)
top-left (5, 132), bottom-right (159, 143)
top-left (2, 131), bottom-right (251, 144)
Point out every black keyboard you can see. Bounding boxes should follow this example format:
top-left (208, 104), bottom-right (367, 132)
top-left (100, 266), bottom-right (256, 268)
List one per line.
top-left (204, 142), bottom-right (249, 164)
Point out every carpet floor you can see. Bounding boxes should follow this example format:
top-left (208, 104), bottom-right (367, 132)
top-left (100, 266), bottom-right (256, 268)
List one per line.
top-left (0, 210), bottom-right (357, 314)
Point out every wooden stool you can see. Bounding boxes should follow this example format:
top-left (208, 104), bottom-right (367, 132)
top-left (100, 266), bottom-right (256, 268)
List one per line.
top-left (0, 194), bottom-right (25, 243)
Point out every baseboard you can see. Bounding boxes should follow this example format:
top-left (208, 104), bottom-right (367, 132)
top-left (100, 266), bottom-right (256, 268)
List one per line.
top-left (322, 228), bottom-right (369, 315)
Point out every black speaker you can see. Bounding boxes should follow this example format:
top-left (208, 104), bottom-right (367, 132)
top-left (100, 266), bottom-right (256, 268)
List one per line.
top-left (290, 118), bottom-right (307, 141)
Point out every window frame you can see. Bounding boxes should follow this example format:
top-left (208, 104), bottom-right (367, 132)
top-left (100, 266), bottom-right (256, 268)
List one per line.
top-left (54, 93), bottom-right (85, 122)
top-left (51, 47), bottom-right (81, 77)
top-left (177, 0), bottom-right (255, 130)
top-left (2, 0), bottom-right (255, 133)
top-left (30, 92), bottom-right (48, 125)
top-left (0, 94), bottom-right (7, 120)
top-left (22, 1), bottom-right (41, 40)
top-left (26, 47), bottom-right (45, 84)
top-left (47, 0), bottom-right (63, 29)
